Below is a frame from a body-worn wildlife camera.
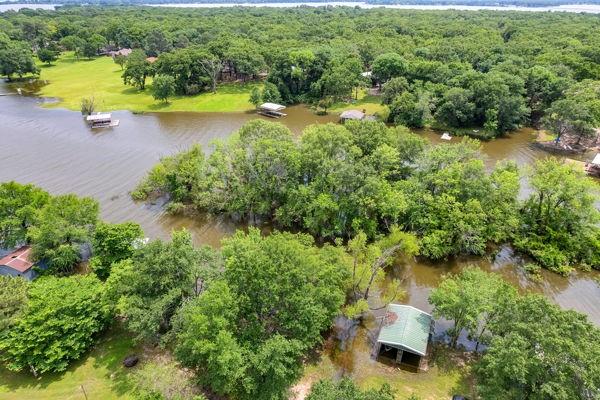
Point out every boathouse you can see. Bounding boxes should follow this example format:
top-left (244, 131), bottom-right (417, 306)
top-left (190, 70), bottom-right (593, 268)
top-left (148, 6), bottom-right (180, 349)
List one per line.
top-left (0, 246), bottom-right (38, 281)
top-left (258, 103), bottom-right (287, 118)
top-left (374, 304), bottom-right (433, 371)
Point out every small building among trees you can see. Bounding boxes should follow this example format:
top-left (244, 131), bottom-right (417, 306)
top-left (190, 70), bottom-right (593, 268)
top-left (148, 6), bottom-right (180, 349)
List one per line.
top-left (340, 109), bottom-right (365, 123)
top-left (374, 304), bottom-right (433, 371)
top-left (0, 246), bottom-right (38, 280)
top-left (585, 153), bottom-right (600, 177)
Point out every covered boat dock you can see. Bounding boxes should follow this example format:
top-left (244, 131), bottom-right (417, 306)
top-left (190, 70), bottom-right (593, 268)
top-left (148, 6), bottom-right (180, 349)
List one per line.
top-left (258, 103), bottom-right (287, 118)
top-left (86, 113), bottom-right (119, 128)
top-left (373, 304), bottom-right (433, 372)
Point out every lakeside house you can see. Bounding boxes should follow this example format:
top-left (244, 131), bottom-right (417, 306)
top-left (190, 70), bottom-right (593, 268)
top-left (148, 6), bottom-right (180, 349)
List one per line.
top-left (373, 304), bottom-right (434, 372)
top-left (0, 246), bottom-right (39, 281)
top-left (146, 56), bottom-right (158, 64)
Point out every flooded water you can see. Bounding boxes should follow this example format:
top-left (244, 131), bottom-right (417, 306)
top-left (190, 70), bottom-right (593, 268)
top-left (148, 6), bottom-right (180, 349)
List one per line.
top-left (0, 81), bottom-right (599, 327)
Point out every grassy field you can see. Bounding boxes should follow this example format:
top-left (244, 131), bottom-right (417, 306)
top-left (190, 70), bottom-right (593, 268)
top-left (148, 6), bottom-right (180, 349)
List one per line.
top-left (35, 53), bottom-right (259, 113)
top-left (330, 91), bottom-right (387, 116)
top-left (0, 326), bottom-right (138, 400)
top-left (32, 53), bottom-right (383, 115)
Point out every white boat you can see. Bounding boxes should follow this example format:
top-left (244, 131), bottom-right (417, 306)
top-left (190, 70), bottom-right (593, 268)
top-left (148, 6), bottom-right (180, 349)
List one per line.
top-left (441, 132), bottom-right (452, 141)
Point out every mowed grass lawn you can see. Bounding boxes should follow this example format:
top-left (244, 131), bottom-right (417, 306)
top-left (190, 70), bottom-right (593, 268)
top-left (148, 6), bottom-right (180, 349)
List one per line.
top-left (0, 326), bottom-right (138, 400)
top-left (36, 53), bottom-right (258, 113)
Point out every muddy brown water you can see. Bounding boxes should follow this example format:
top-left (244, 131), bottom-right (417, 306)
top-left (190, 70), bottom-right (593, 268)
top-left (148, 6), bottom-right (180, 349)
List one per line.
top-left (1, 83), bottom-right (599, 328)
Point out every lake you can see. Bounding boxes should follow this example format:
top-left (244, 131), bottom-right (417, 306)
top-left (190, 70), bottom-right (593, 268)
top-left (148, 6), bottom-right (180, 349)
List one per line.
top-left (147, 2), bottom-right (600, 13)
top-left (0, 3), bottom-right (57, 12)
top-left (3, 2), bottom-right (600, 13)
top-left (0, 81), bottom-right (599, 328)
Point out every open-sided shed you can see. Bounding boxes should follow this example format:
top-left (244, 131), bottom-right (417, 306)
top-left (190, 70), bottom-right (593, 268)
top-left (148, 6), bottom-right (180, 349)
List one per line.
top-left (375, 304), bottom-right (433, 371)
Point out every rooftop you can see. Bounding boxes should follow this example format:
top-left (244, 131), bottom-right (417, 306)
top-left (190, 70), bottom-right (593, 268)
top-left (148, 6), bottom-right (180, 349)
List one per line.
top-left (259, 103), bottom-right (286, 112)
top-left (592, 153), bottom-right (600, 165)
top-left (377, 304), bottom-right (433, 356)
top-left (86, 113), bottom-right (112, 122)
top-left (340, 109), bottom-right (365, 120)
top-left (0, 246), bottom-right (34, 273)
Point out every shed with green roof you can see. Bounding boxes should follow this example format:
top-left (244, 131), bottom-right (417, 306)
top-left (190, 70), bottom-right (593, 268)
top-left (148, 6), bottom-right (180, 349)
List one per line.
top-left (375, 304), bottom-right (433, 370)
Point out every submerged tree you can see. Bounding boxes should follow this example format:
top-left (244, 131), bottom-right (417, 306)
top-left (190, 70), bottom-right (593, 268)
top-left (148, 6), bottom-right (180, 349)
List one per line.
top-left (429, 267), bottom-right (516, 349)
top-left (515, 159), bottom-right (600, 272)
top-left (345, 227), bottom-right (418, 318)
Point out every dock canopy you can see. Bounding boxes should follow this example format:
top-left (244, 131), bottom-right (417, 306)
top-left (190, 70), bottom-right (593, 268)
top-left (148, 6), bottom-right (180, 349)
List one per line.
top-left (86, 113), bottom-right (112, 122)
top-left (377, 304), bottom-right (432, 356)
top-left (259, 103), bottom-right (286, 112)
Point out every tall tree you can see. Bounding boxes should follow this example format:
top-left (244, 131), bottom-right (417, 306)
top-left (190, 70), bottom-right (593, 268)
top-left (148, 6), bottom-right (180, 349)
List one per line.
top-left (515, 159), bottom-right (600, 272)
top-left (173, 229), bottom-right (348, 400)
top-left (476, 294), bottom-right (600, 399)
top-left (89, 221), bottom-right (144, 280)
top-left (27, 194), bottom-right (99, 274)
top-left (0, 182), bottom-right (49, 249)
top-left (372, 52), bottom-right (406, 84)
top-left (106, 229), bottom-right (220, 343)
top-left (122, 49), bottom-right (153, 90)
top-left (429, 267), bottom-right (516, 349)
top-left (345, 227), bottom-right (418, 318)
top-left (0, 275), bottom-right (110, 376)
top-left (0, 276), bottom-right (28, 332)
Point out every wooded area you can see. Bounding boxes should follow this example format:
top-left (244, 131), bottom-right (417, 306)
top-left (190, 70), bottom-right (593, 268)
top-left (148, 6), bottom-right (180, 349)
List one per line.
top-left (1, 7), bottom-right (600, 137)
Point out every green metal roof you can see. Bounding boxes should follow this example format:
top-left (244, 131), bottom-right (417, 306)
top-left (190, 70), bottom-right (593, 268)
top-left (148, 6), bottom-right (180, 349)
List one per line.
top-left (377, 304), bottom-right (432, 356)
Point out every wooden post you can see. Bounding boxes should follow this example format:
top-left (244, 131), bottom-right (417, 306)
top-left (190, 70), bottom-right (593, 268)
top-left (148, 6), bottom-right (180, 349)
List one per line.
top-left (396, 349), bottom-right (404, 364)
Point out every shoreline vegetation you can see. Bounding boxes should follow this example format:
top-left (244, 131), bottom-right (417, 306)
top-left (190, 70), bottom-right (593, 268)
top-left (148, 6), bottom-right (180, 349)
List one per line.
top-left (21, 52), bottom-right (385, 115)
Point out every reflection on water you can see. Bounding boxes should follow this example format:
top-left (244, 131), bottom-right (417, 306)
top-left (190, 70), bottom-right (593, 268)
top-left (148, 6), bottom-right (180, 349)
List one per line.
top-left (0, 82), bottom-right (598, 326)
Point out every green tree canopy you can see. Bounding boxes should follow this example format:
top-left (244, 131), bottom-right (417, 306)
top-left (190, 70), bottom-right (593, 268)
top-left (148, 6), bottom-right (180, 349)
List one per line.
top-left (515, 158), bottom-right (600, 273)
top-left (307, 378), bottom-right (395, 400)
top-left (27, 194), bottom-right (99, 274)
top-left (0, 276), bottom-right (28, 332)
top-left (0, 275), bottom-right (110, 376)
top-left (0, 181), bottom-right (49, 249)
top-left (429, 267), bottom-right (516, 349)
top-left (106, 229), bottom-right (220, 343)
top-left (372, 52), bottom-right (407, 84)
top-left (173, 229), bottom-right (348, 400)
top-left (476, 294), bottom-right (600, 399)
top-left (151, 74), bottom-right (176, 103)
top-left (89, 221), bottom-right (144, 280)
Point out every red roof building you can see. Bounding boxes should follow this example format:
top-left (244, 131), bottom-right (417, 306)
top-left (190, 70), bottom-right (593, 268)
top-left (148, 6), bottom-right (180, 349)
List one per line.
top-left (0, 246), bottom-right (36, 280)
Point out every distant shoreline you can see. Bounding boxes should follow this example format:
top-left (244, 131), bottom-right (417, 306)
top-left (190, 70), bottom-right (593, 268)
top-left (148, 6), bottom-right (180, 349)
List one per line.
top-left (3, 0), bottom-right (600, 8)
